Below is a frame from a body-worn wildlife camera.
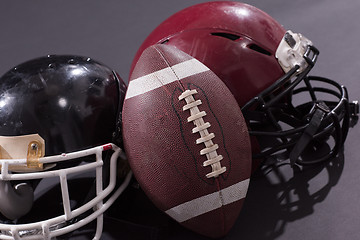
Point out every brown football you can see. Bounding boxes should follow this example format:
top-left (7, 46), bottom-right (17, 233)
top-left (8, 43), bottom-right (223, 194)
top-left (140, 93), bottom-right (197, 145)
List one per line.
top-left (122, 44), bottom-right (251, 238)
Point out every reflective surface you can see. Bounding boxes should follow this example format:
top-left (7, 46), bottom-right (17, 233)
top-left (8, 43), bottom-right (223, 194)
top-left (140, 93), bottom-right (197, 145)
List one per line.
top-left (131, 1), bottom-right (286, 106)
top-left (0, 55), bottom-right (126, 155)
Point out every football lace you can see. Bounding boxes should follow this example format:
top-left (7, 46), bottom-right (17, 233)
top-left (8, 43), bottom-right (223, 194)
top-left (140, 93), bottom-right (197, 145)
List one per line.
top-left (179, 89), bottom-right (226, 178)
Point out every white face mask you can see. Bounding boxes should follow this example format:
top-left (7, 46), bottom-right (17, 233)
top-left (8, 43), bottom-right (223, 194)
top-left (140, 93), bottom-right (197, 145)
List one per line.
top-left (0, 137), bottom-right (132, 240)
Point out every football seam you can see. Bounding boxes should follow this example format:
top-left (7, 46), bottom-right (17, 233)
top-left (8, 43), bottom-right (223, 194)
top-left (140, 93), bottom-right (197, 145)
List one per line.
top-left (153, 45), bottom-right (186, 91)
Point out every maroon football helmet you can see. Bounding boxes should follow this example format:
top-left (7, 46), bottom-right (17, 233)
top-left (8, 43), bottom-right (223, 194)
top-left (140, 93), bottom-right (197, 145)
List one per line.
top-left (131, 1), bottom-right (358, 167)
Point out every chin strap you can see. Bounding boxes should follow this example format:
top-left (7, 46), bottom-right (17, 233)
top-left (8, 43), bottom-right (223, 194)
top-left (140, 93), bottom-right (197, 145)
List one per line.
top-left (0, 181), bottom-right (34, 220)
top-left (289, 102), bottom-right (330, 166)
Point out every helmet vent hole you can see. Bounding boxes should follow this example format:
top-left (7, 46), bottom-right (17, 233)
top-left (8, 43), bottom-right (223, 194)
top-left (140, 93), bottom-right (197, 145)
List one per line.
top-left (211, 32), bottom-right (240, 41)
top-left (249, 44), bottom-right (271, 56)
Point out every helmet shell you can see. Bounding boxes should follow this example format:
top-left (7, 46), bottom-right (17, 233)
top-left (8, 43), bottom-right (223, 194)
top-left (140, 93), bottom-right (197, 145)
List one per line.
top-left (131, 1), bottom-right (286, 106)
top-left (0, 55), bottom-right (126, 155)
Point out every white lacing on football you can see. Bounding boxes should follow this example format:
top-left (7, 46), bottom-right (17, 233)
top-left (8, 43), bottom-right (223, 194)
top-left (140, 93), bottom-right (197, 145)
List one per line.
top-left (179, 89), bottom-right (226, 178)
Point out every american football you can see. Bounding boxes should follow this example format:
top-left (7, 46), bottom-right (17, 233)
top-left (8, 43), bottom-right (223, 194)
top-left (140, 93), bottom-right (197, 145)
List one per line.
top-left (122, 44), bottom-right (252, 238)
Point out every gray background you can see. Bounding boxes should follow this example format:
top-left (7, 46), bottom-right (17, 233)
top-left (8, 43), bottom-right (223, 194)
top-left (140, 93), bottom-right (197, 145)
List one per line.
top-left (1, 0), bottom-right (360, 239)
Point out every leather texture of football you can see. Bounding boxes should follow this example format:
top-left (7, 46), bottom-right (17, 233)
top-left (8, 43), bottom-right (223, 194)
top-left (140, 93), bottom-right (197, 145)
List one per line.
top-left (122, 44), bottom-right (252, 238)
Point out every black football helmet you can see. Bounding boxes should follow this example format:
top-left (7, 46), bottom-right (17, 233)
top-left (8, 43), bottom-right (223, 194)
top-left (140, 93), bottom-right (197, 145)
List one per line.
top-left (0, 55), bottom-right (132, 239)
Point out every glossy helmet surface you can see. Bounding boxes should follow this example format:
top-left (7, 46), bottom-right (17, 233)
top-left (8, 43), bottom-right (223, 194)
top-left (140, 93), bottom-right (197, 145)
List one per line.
top-left (131, 1), bottom-right (358, 166)
top-left (0, 55), bottom-right (132, 239)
